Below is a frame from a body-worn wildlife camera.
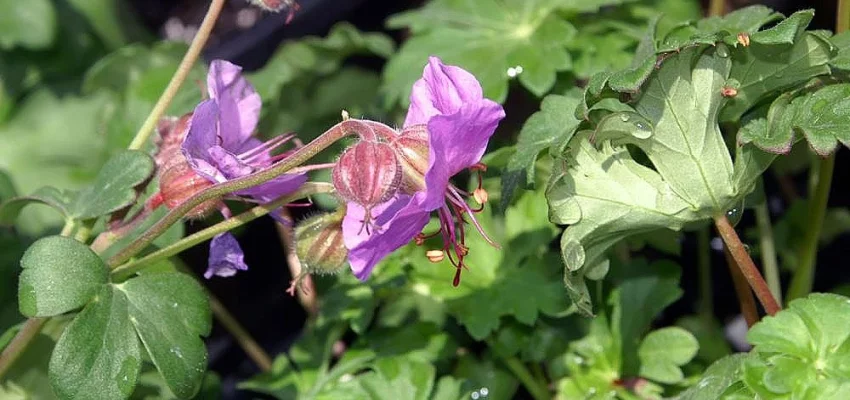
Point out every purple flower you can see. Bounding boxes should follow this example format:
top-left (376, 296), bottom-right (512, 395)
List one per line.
top-left (342, 56), bottom-right (505, 284)
top-left (183, 60), bottom-right (307, 203)
top-left (205, 233), bottom-right (249, 278)
top-left (182, 59), bottom-right (307, 278)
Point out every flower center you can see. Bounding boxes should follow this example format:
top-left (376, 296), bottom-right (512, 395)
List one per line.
top-left (416, 163), bottom-right (497, 286)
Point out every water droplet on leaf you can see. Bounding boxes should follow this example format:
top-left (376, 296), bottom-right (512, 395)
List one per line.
top-left (716, 44), bottom-right (730, 58)
top-left (619, 114), bottom-right (630, 122)
top-left (726, 198), bottom-right (745, 226)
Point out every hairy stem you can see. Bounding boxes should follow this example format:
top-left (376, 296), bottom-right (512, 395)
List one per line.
top-left (127, 0), bottom-right (226, 150)
top-left (0, 318), bottom-right (47, 380)
top-left (723, 248), bottom-right (759, 327)
top-left (275, 209), bottom-right (318, 315)
top-left (714, 215), bottom-right (781, 316)
top-left (754, 200), bottom-right (782, 305)
top-left (697, 226), bottom-right (713, 321)
top-left (108, 120), bottom-right (364, 267)
top-left (111, 183), bottom-right (332, 281)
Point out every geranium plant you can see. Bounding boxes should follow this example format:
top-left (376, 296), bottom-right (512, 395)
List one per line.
top-left (1, 0), bottom-right (849, 399)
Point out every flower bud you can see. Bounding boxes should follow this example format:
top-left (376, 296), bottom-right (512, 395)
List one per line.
top-left (246, 0), bottom-right (300, 23)
top-left (295, 211), bottom-right (348, 275)
top-left (152, 113), bottom-right (219, 218)
top-left (391, 124), bottom-right (430, 193)
top-left (332, 140), bottom-right (401, 231)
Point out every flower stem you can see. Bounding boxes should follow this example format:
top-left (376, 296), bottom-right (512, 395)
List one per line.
top-left (708, 0), bottom-right (725, 17)
top-left (0, 318), bottom-right (47, 380)
top-left (714, 214), bottom-right (781, 316)
top-left (754, 200), bottom-right (782, 305)
top-left (275, 209), bottom-right (318, 315)
top-left (786, 156), bottom-right (835, 302)
top-left (500, 356), bottom-right (550, 400)
top-left (723, 248), bottom-right (759, 327)
top-left (126, 0), bottom-right (226, 150)
top-left (207, 287), bottom-right (272, 371)
top-left (108, 120), bottom-right (364, 268)
top-left (697, 226), bottom-right (713, 321)
top-left (110, 182), bottom-right (333, 280)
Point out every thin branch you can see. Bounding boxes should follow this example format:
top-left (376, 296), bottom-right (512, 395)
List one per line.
top-left (0, 319), bottom-right (47, 380)
top-left (754, 200), bottom-right (782, 305)
top-left (127, 0), bottom-right (227, 150)
top-left (723, 248), bottom-right (759, 327)
top-left (714, 214), bottom-right (781, 316)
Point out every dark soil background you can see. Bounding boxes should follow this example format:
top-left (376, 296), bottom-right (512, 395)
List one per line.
top-left (124, 1), bottom-right (849, 398)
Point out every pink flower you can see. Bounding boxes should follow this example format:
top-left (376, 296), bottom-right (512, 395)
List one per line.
top-left (342, 57), bottom-right (505, 284)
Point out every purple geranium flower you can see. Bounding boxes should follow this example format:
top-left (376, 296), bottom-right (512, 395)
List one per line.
top-left (342, 56), bottom-right (505, 284)
top-left (182, 59), bottom-right (307, 278)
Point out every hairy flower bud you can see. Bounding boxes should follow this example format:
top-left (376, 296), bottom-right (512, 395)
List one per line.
top-left (151, 114), bottom-right (219, 218)
top-left (295, 211), bottom-right (348, 275)
top-left (332, 140), bottom-right (401, 232)
top-left (391, 124), bottom-right (430, 193)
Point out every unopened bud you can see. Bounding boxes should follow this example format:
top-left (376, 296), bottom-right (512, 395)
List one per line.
top-left (426, 250), bottom-right (445, 263)
top-left (721, 86), bottom-right (738, 97)
top-left (737, 32), bottom-right (750, 47)
top-left (153, 113), bottom-right (218, 218)
top-left (294, 211), bottom-right (348, 275)
top-left (332, 140), bottom-right (401, 232)
top-left (473, 188), bottom-right (489, 205)
top-left (391, 124), bottom-right (430, 193)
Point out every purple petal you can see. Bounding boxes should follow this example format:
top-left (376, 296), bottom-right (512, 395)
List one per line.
top-left (207, 146), bottom-right (254, 180)
top-left (418, 99), bottom-right (505, 210)
top-left (205, 233), bottom-right (249, 278)
top-left (207, 60), bottom-right (261, 148)
top-left (182, 100), bottom-right (224, 183)
top-left (343, 196), bottom-right (429, 280)
top-left (404, 56), bottom-right (486, 127)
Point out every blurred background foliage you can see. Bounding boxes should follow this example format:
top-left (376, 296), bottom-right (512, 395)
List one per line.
top-left (1, 0), bottom-right (849, 399)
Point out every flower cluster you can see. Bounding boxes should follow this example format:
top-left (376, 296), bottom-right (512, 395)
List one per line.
top-left (337, 57), bottom-right (505, 285)
top-left (154, 56), bottom-right (503, 286)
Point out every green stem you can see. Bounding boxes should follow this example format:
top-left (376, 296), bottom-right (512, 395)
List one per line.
top-left (786, 0), bottom-right (846, 301)
top-left (111, 182), bottom-right (332, 281)
top-left (708, 0), bottom-right (725, 17)
top-left (714, 214), bottom-right (781, 316)
top-left (754, 200), bottom-right (782, 305)
top-left (697, 226), bottom-right (713, 321)
top-left (0, 318), bottom-right (46, 380)
top-left (787, 155), bottom-right (835, 301)
top-left (500, 356), bottom-right (550, 400)
top-left (127, 0), bottom-right (226, 150)
top-left (108, 119), bottom-right (363, 268)
top-left (60, 219), bottom-right (75, 237)
top-left (207, 294), bottom-right (272, 371)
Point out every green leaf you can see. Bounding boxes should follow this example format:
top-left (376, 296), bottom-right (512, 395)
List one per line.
top-left (501, 89), bottom-right (582, 208)
top-left (749, 9), bottom-right (812, 45)
top-left (830, 32), bottom-right (850, 70)
top-left (614, 259), bottom-right (683, 375)
top-left (71, 150), bottom-right (154, 220)
top-left (49, 285), bottom-right (142, 400)
top-left (676, 316), bottom-right (732, 364)
top-left (357, 357), bottom-right (436, 400)
top-left (0, 90), bottom-right (114, 234)
top-left (696, 5), bottom-right (782, 36)
top-left (739, 84), bottom-right (850, 156)
top-left (721, 31), bottom-right (832, 121)
top-left (744, 293), bottom-right (850, 397)
top-left (0, 0), bottom-right (57, 50)
top-left (0, 187), bottom-right (77, 226)
top-left (18, 236), bottom-right (108, 317)
top-left (117, 272), bottom-right (211, 399)
top-left (409, 190), bottom-right (567, 339)
top-left (249, 22), bottom-right (393, 102)
top-left (0, 330), bottom-right (59, 400)
top-left (316, 277), bottom-right (376, 334)
top-left (66, 0), bottom-right (141, 49)
top-left (638, 327), bottom-right (698, 384)
top-left (676, 354), bottom-right (746, 400)
top-left (356, 323), bottom-right (457, 363)
top-left (383, 0), bottom-right (575, 103)
top-left (454, 355), bottom-right (518, 400)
